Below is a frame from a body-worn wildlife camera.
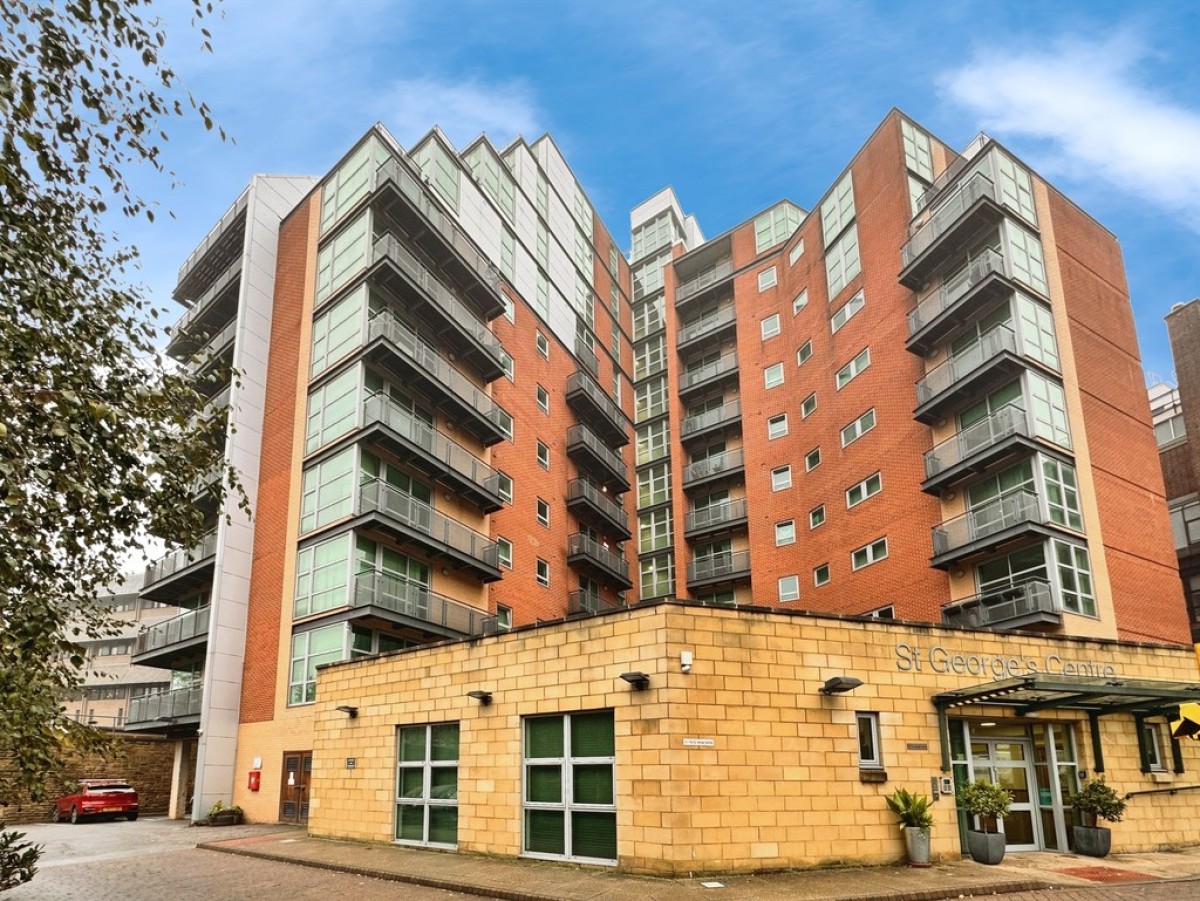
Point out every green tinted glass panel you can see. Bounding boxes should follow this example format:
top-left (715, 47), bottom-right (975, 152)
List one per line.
top-left (526, 765), bottom-right (562, 803)
top-left (572, 764), bottom-right (614, 805)
top-left (431, 724), bottom-right (459, 761)
top-left (430, 767), bottom-right (458, 800)
top-left (571, 811), bottom-right (617, 860)
top-left (570, 711), bottom-right (615, 757)
top-left (428, 806), bottom-right (458, 845)
top-left (525, 809), bottom-right (565, 855)
top-left (396, 803), bottom-right (424, 841)
top-left (526, 716), bottom-right (564, 758)
top-left (400, 727), bottom-right (426, 762)
top-left (398, 768), bottom-right (424, 799)
top-left (351, 627), bottom-right (373, 655)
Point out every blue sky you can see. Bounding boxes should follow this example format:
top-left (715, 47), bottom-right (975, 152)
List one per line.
top-left (124, 0), bottom-right (1200, 378)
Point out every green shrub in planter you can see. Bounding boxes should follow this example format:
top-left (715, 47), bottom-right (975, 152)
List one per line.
top-left (886, 788), bottom-right (934, 867)
top-left (1068, 778), bottom-right (1126, 858)
top-left (958, 779), bottom-right (1011, 865)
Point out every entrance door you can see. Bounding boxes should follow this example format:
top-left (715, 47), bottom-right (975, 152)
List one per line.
top-left (970, 736), bottom-right (1039, 851)
top-left (280, 751), bottom-right (312, 824)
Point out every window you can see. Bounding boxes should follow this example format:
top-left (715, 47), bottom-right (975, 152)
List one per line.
top-left (497, 472), bottom-right (514, 504)
top-left (826, 225), bottom-right (861, 299)
top-left (636, 420), bottom-right (670, 465)
top-left (771, 466), bottom-right (792, 491)
top-left (501, 229), bottom-right (516, 282)
top-left (496, 605), bottom-right (513, 630)
top-left (901, 120), bottom-right (934, 181)
top-left (314, 213), bottom-right (369, 304)
top-left (537, 498), bottom-right (550, 527)
top-left (1139, 719), bottom-right (1166, 772)
top-left (761, 313), bottom-right (781, 340)
top-left (846, 472), bottom-right (882, 508)
top-left (1043, 458), bottom-right (1083, 531)
top-left (299, 447), bottom-right (355, 534)
top-left (523, 711), bottom-right (617, 863)
top-left (792, 289), bottom-right (809, 316)
top-left (801, 392), bottom-right (817, 418)
top-left (821, 171), bottom-right (856, 247)
top-left (775, 520), bottom-right (796, 547)
top-left (537, 385), bottom-right (549, 413)
top-left (767, 414), bottom-right (789, 440)
top-left (778, 575), bottom-right (800, 602)
top-left (805, 447), bottom-right (821, 471)
top-left (764, 362), bottom-right (785, 389)
top-left (500, 350), bottom-right (515, 381)
top-left (498, 537), bottom-right (513, 569)
top-left (637, 464), bottom-right (671, 508)
top-left (789, 239), bottom-right (805, 266)
top-left (841, 408), bottom-right (876, 446)
top-left (536, 332), bottom-right (550, 359)
top-left (294, 533), bottom-right (351, 618)
top-left (633, 297), bottom-right (664, 340)
top-left (809, 505), bottom-right (826, 529)
top-left (536, 558), bottom-right (550, 587)
top-left (305, 366), bottom-right (360, 454)
top-left (836, 347), bottom-right (871, 389)
top-left (797, 340), bottom-right (813, 366)
top-left (852, 537), bottom-right (889, 571)
top-left (1054, 540), bottom-right (1096, 616)
top-left (635, 377), bottom-right (668, 423)
top-left (396, 723), bottom-right (459, 847)
top-left (755, 203), bottom-right (802, 253)
top-left (537, 441), bottom-right (550, 470)
top-left (640, 555), bottom-right (674, 597)
top-left (813, 564), bottom-right (830, 586)
top-left (634, 334), bottom-right (667, 381)
top-left (321, 138), bottom-right (381, 234)
top-left (414, 139), bottom-right (459, 209)
top-left (311, 286), bottom-right (367, 378)
top-left (639, 508), bottom-right (673, 554)
top-left (1157, 413), bottom-right (1187, 446)
top-left (498, 409), bottom-right (514, 441)
top-left (857, 712), bottom-right (882, 769)
top-left (831, 289), bottom-right (865, 333)
top-left (289, 623), bottom-right (344, 705)
top-left (757, 267), bottom-right (778, 292)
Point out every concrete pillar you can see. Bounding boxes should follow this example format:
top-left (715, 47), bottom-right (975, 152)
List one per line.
top-left (168, 738), bottom-right (193, 820)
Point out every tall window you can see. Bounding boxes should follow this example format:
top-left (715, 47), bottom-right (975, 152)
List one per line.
top-left (396, 723), bottom-right (459, 847)
top-left (288, 624), bottom-right (344, 705)
top-left (637, 464), bottom-right (671, 508)
top-left (857, 712), bottom-right (882, 768)
top-left (640, 555), bottom-right (674, 597)
top-left (639, 509), bottom-right (673, 554)
top-left (523, 711), bottom-right (617, 864)
top-left (754, 203), bottom-right (803, 253)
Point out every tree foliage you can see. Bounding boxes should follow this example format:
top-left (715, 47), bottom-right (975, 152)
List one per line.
top-left (0, 0), bottom-right (235, 834)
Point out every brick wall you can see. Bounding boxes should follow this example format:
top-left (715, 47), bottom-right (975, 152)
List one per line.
top-left (1166, 301), bottom-right (1200, 502)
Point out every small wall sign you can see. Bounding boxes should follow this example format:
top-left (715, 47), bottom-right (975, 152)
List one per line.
top-left (346, 757), bottom-right (356, 769)
top-left (683, 737), bottom-right (715, 747)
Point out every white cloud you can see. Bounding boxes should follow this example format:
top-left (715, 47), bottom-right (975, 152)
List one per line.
top-left (376, 77), bottom-right (544, 150)
top-left (939, 35), bottom-right (1200, 231)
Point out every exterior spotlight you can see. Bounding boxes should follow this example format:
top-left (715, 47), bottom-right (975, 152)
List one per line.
top-left (620, 671), bottom-right (650, 690)
top-left (335, 705), bottom-right (359, 718)
top-left (466, 690), bottom-right (493, 706)
top-left (820, 676), bottom-right (864, 696)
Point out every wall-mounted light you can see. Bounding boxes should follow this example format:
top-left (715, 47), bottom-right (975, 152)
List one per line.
top-left (335, 705), bottom-right (359, 718)
top-left (819, 676), bottom-right (863, 696)
top-left (466, 690), bottom-right (493, 706)
top-left (620, 671), bottom-right (650, 690)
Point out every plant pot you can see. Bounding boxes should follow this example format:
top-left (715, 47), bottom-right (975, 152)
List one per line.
top-left (1072, 824), bottom-right (1112, 858)
top-left (903, 826), bottom-right (932, 867)
top-left (207, 810), bottom-right (243, 827)
top-left (966, 830), bottom-right (1006, 865)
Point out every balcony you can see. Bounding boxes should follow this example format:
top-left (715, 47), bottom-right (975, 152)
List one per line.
top-left (566, 533), bottom-right (632, 590)
top-left (930, 489), bottom-right (1078, 569)
top-left (941, 579), bottom-right (1060, 631)
top-left (899, 172), bottom-right (1006, 289)
top-left (125, 685), bottom-right (203, 732)
top-left (166, 260), bottom-right (243, 361)
top-left (684, 498), bottom-right (749, 540)
top-left (373, 155), bottom-right (506, 321)
top-left (922, 404), bottom-right (1049, 494)
top-left (682, 448), bottom-right (745, 491)
top-left (568, 591), bottom-right (625, 616)
top-left (566, 479), bottom-right (631, 540)
top-left (565, 423), bottom-right (630, 492)
top-left (681, 399), bottom-right (742, 445)
top-left (675, 258), bottom-right (734, 309)
top-left (368, 233), bottom-right (505, 380)
top-left (686, 550), bottom-right (752, 590)
top-left (676, 305), bottom-right (737, 354)
top-left (566, 371), bottom-right (630, 447)
top-left (359, 392), bottom-right (503, 512)
top-left (575, 337), bottom-right (600, 378)
top-left (174, 192), bottom-right (248, 303)
top-left (351, 571), bottom-right (489, 638)
top-left (353, 480), bottom-right (501, 582)
top-left (914, 325), bottom-right (1028, 425)
top-left (131, 605), bottom-right (210, 670)
top-left (365, 308), bottom-right (507, 446)
top-left (141, 529), bottom-right (218, 602)
top-left (906, 249), bottom-right (1018, 356)
top-left (679, 351), bottom-right (739, 399)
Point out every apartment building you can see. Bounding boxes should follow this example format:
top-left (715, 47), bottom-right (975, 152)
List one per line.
top-left (132, 110), bottom-right (1200, 868)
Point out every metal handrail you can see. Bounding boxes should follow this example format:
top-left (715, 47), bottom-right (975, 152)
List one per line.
top-left (681, 399), bottom-right (742, 438)
top-left (676, 259), bottom-right (733, 303)
top-left (941, 580), bottom-right (1055, 629)
top-left (688, 550), bottom-right (751, 582)
top-left (127, 685), bottom-right (203, 724)
top-left (169, 260), bottom-right (243, 349)
top-left (566, 423), bottom-right (626, 476)
top-left (908, 248), bottom-right (1005, 336)
top-left (568, 590), bottom-right (624, 615)
top-left (932, 488), bottom-right (1041, 555)
top-left (144, 529), bottom-right (218, 588)
top-left (353, 570), bottom-right (487, 636)
top-left (1124, 784), bottom-right (1200, 800)
top-left (358, 479), bottom-right (498, 568)
top-left (575, 337), bottom-right (599, 377)
top-left (924, 404), bottom-right (1029, 479)
top-left (134, 606), bottom-right (211, 655)
top-left (916, 324), bottom-right (1016, 405)
top-left (566, 371), bottom-right (627, 432)
top-left (902, 172), bottom-right (996, 266)
top-left (681, 351), bottom-right (738, 391)
top-left (682, 448), bottom-right (745, 484)
top-left (677, 305), bottom-right (736, 346)
top-left (567, 479), bottom-right (626, 524)
top-left (686, 498), bottom-right (748, 533)
top-left (567, 532), bottom-right (629, 579)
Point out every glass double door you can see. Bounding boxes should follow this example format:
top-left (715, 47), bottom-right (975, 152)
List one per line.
top-left (970, 736), bottom-right (1039, 851)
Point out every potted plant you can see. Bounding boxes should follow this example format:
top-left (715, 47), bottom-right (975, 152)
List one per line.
top-left (885, 787), bottom-right (934, 867)
top-left (207, 800), bottom-right (244, 827)
top-left (1068, 778), bottom-right (1126, 858)
top-left (958, 778), bottom-right (1010, 865)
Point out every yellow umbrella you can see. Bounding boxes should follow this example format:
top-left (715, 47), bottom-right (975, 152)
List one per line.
top-left (1171, 701), bottom-right (1200, 740)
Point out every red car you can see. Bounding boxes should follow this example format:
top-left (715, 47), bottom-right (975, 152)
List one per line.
top-left (51, 780), bottom-right (139, 824)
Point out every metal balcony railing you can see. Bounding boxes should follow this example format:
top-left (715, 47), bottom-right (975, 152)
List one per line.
top-left (358, 480), bottom-right (499, 570)
top-left (916, 325), bottom-right (1016, 405)
top-left (941, 579), bottom-right (1057, 630)
top-left (134, 606), bottom-right (211, 656)
top-left (568, 591), bottom-right (624, 615)
top-left (174, 191), bottom-right (248, 302)
top-left (677, 305), bottom-right (737, 347)
top-left (127, 685), bottom-right (203, 724)
top-left (566, 371), bottom-right (628, 440)
top-left (567, 479), bottom-right (627, 526)
top-left (924, 404), bottom-right (1031, 480)
top-left (352, 571), bottom-right (488, 636)
top-left (681, 351), bottom-right (738, 392)
top-left (902, 172), bottom-right (997, 267)
top-left (687, 550), bottom-right (751, 583)
top-left (682, 448), bottom-right (745, 485)
top-left (566, 532), bottom-right (630, 581)
top-left (167, 260), bottom-right (242, 358)
top-left (681, 399), bottom-right (742, 439)
top-left (363, 393), bottom-right (501, 500)
top-left (685, 498), bottom-right (748, 534)
top-left (144, 530), bottom-right (218, 589)
top-left (932, 488), bottom-right (1042, 557)
top-left (575, 337), bottom-right (600, 378)
top-left (907, 248), bottom-right (1006, 337)
top-left (566, 424), bottom-right (626, 480)
top-left (676, 259), bottom-right (733, 303)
